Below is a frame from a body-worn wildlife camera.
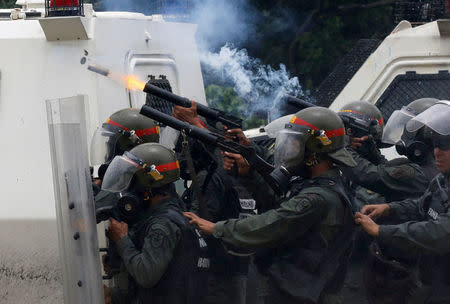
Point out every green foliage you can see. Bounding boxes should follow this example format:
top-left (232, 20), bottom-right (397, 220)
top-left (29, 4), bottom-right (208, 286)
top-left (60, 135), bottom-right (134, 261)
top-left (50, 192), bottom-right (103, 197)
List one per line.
top-left (204, 1), bottom-right (394, 127)
top-left (294, 16), bottom-right (351, 90)
top-left (205, 84), bottom-right (266, 130)
top-left (250, 1), bottom-right (394, 91)
top-left (0, 0), bottom-right (16, 8)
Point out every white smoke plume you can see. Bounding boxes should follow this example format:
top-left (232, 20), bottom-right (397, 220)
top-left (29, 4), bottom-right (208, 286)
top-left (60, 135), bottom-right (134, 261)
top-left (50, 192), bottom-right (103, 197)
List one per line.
top-left (200, 44), bottom-right (306, 117)
top-left (189, 0), bottom-right (259, 52)
top-left (98, 0), bottom-right (308, 118)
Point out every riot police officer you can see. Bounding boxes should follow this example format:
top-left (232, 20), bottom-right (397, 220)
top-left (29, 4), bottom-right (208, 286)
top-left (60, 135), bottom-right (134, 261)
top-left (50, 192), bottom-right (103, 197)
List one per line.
top-left (382, 98), bottom-right (439, 180)
top-left (356, 100), bottom-right (450, 304)
top-left (101, 143), bottom-right (209, 304)
top-left (92, 108), bottom-right (160, 215)
top-left (172, 103), bottom-right (256, 304)
top-left (186, 107), bottom-right (356, 304)
top-left (339, 100), bottom-right (439, 303)
top-left (91, 108), bottom-right (160, 183)
top-left (339, 100), bottom-right (430, 204)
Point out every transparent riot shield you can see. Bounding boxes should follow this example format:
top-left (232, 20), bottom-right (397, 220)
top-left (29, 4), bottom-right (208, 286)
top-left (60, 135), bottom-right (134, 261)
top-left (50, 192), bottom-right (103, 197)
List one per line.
top-left (46, 95), bottom-right (104, 304)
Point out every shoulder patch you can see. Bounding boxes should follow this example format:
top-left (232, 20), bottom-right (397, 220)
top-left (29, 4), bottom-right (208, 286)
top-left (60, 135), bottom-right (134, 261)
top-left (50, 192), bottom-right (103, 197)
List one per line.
top-left (148, 222), bottom-right (171, 249)
top-left (292, 194), bottom-right (323, 212)
top-left (389, 166), bottom-right (414, 179)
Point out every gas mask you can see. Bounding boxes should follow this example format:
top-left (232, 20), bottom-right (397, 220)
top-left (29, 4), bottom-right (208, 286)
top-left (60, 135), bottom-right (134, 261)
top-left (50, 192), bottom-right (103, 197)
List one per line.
top-left (97, 151), bottom-right (165, 223)
top-left (95, 180), bottom-right (149, 224)
top-left (395, 127), bottom-right (433, 164)
top-left (270, 124), bottom-right (314, 194)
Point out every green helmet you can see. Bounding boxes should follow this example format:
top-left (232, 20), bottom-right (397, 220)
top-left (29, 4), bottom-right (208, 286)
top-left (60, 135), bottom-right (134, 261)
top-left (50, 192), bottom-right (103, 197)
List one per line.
top-left (90, 108), bottom-right (160, 165)
top-left (383, 98), bottom-right (439, 145)
top-left (339, 100), bottom-right (384, 140)
top-left (102, 143), bottom-right (180, 193)
top-left (274, 107), bottom-right (356, 169)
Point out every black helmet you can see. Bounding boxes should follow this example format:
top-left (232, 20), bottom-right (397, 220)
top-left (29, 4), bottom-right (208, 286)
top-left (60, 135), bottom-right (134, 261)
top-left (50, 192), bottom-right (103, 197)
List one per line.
top-left (382, 98), bottom-right (439, 163)
top-left (339, 100), bottom-right (384, 140)
top-left (407, 100), bottom-right (450, 151)
top-left (90, 108), bottom-right (160, 166)
top-left (383, 98), bottom-right (439, 145)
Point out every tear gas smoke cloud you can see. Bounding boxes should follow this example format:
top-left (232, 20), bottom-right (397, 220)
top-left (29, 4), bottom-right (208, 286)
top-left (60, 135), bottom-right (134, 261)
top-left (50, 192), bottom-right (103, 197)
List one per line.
top-left (200, 45), bottom-right (306, 118)
top-left (190, 0), bottom-right (308, 119)
top-left (189, 0), bottom-right (260, 52)
top-left (98, 0), bottom-right (308, 119)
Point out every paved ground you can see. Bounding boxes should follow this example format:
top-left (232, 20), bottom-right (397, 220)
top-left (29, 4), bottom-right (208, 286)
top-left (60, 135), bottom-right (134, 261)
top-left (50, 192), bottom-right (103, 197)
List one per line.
top-left (0, 220), bottom-right (370, 304)
top-left (0, 220), bottom-right (63, 303)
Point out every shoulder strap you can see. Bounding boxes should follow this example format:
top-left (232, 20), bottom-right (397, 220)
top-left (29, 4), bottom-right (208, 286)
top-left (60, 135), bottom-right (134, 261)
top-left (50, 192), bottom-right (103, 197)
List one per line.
top-left (304, 176), bottom-right (356, 215)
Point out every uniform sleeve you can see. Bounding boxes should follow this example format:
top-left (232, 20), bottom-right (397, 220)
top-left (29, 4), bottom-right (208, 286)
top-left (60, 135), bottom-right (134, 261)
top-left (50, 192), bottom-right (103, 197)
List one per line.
top-left (213, 193), bottom-right (326, 248)
top-left (116, 218), bottom-right (181, 288)
top-left (387, 197), bottom-right (424, 222)
top-left (344, 150), bottom-right (429, 200)
top-left (378, 211), bottom-right (450, 255)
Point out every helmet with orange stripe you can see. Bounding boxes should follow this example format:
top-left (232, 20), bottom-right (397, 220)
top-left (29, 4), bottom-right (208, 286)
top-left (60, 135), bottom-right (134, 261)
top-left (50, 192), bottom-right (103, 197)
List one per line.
top-left (98, 143), bottom-right (179, 221)
top-left (274, 107), bottom-right (356, 171)
top-left (338, 100), bottom-right (384, 141)
top-left (90, 108), bottom-right (160, 166)
top-left (102, 143), bottom-right (180, 193)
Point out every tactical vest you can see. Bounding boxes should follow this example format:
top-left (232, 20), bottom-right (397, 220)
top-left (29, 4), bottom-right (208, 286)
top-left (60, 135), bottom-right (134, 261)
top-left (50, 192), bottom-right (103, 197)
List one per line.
top-left (419, 174), bottom-right (450, 303)
top-left (128, 205), bottom-right (210, 304)
top-left (206, 170), bottom-right (255, 274)
top-left (260, 176), bottom-right (355, 303)
top-left (230, 175), bottom-right (257, 219)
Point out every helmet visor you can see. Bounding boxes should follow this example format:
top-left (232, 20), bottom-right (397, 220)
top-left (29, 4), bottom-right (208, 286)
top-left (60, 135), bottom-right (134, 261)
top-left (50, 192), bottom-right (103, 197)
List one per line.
top-left (274, 126), bottom-right (310, 168)
top-left (101, 154), bottom-right (142, 193)
top-left (90, 123), bottom-right (122, 165)
top-left (265, 115), bottom-right (294, 138)
top-left (382, 108), bottom-right (415, 145)
top-left (406, 103), bottom-right (450, 136)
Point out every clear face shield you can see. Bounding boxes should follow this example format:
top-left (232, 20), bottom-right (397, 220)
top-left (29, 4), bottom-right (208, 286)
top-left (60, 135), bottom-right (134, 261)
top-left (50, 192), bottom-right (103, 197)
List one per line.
top-left (265, 115), bottom-right (294, 138)
top-left (274, 125), bottom-right (311, 169)
top-left (90, 123), bottom-right (142, 166)
top-left (382, 107), bottom-right (416, 145)
top-left (268, 125), bottom-right (312, 195)
top-left (406, 102), bottom-right (450, 136)
top-left (101, 152), bottom-right (143, 193)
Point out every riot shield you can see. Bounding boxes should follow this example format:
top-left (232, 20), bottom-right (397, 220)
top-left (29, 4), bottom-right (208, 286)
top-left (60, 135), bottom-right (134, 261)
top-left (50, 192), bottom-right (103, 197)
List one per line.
top-left (46, 95), bottom-right (104, 304)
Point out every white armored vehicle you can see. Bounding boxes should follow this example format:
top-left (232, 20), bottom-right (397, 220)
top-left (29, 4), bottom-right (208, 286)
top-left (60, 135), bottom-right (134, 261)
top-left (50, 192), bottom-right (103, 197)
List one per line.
top-left (1, 0), bottom-right (450, 302)
top-left (0, 0), bottom-right (206, 302)
top-left (248, 19), bottom-right (450, 160)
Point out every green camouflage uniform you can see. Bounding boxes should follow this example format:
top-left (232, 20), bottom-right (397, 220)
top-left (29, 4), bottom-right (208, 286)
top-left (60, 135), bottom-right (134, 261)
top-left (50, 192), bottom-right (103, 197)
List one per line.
top-left (341, 150), bottom-right (433, 304)
top-left (110, 198), bottom-right (182, 304)
top-left (344, 150), bottom-right (430, 203)
top-left (376, 173), bottom-right (450, 303)
top-left (212, 168), bottom-right (354, 304)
